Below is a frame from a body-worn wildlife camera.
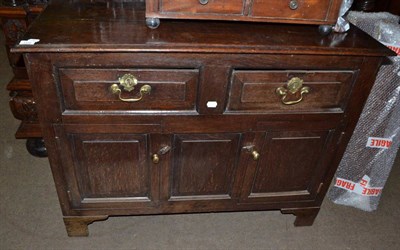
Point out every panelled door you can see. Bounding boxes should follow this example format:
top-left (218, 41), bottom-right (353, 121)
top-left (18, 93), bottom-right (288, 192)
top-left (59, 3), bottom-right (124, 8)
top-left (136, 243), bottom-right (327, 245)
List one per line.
top-left (240, 130), bottom-right (338, 203)
top-left (54, 125), bottom-right (165, 210)
top-left (159, 133), bottom-right (262, 203)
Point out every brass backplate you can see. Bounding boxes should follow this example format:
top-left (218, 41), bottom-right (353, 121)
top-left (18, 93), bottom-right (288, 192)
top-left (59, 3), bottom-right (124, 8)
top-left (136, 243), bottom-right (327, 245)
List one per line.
top-left (287, 77), bottom-right (304, 94)
top-left (118, 73), bottom-right (138, 92)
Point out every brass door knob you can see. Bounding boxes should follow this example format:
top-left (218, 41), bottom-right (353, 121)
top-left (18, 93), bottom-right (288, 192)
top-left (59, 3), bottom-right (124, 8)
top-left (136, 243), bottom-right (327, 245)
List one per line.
top-left (243, 146), bottom-right (260, 161)
top-left (152, 154), bottom-right (160, 164)
top-left (251, 150), bottom-right (260, 161)
top-left (151, 146), bottom-right (171, 164)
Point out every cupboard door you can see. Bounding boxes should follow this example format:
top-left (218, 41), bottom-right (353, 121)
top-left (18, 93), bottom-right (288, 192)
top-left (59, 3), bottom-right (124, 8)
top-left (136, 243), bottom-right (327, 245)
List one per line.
top-left (240, 130), bottom-right (335, 203)
top-left (56, 126), bottom-right (160, 209)
top-left (163, 133), bottom-right (242, 201)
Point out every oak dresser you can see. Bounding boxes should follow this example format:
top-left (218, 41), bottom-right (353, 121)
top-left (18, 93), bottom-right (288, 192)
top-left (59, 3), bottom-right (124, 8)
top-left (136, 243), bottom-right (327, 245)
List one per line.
top-left (12, 0), bottom-right (394, 236)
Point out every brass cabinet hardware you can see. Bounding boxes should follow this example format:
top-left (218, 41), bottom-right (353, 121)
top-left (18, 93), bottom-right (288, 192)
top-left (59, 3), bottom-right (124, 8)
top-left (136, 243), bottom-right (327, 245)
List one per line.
top-left (152, 146), bottom-right (171, 164)
top-left (119, 73), bottom-right (137, 91)
top-left (289, 0), bottom-right (298, 10)
top-left (243, 145), bottom-right (260, 161)
top-left (109, 73), bottom-right (151, 102)
top-left (152, 154), bottom-right (160, 164)
top-left (275, 77), bottom-right (310, 105)
top-left (251, 150), bottom-right (260, 161)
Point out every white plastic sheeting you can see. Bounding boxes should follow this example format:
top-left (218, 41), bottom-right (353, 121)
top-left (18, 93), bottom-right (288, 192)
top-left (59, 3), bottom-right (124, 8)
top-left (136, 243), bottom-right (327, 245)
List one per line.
top-left (328, 12), bottom-right (400, 211)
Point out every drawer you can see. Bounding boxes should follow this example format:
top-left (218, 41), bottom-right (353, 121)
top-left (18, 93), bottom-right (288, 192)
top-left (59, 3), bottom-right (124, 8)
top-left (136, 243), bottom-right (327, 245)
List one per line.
top-left (161, 0), bottom-right (244, 15)
top-left (226, 70), bottom-right (357, 113)
top-left (251, 0), bottom-right (332, 21)
top-left (58, 68), bottom-right (199, 111)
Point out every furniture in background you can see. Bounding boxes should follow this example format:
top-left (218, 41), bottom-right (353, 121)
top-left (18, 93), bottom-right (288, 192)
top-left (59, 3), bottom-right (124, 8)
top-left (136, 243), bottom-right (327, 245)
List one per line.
top-left (13, 0), bottom-right (394, 236)
top-left (0, 0), bottom-right (47, 156)
top-left (353, 0), bottom-right (400, 15)
top-left (144, 0), bottom-right (342, 32)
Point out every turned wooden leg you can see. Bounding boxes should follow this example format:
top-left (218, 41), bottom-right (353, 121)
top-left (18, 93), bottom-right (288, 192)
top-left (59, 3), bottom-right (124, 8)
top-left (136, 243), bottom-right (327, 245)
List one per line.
top-left (63, 216), bottom-right (108, 237)
top-left (281, 207), bottom-right (320, 226)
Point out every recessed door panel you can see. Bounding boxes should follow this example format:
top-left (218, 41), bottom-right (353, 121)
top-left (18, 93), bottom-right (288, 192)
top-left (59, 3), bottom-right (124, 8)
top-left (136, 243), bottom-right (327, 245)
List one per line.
top-left (72, 134), bottom-right (148, 199)
top-left (169, 133), bottom-right (241, 201)
top-left (54, 125), bottom-right (160, 209)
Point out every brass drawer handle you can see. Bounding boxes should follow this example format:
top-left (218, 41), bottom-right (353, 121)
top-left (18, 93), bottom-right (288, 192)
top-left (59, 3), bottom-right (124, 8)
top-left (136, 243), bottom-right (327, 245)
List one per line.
top-left (289, 0), bottom-right (298, 10)
top-left (152, 146), bottom-right (171, 164)
top-left (109, 73), bottom-right (151, 102)
top-left (276, 77), bottom-right (310, 105)
top-left (243, 146), bottom-right (260, 161)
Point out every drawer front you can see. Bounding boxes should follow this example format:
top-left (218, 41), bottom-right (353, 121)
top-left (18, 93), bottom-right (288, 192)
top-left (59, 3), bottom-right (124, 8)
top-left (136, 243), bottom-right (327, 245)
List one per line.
top-left (58, 68), bottom-right (199, 111)
top-left (251, 0), bottom-right (332, 21)
top-left (227, 70), bottom-right (356, 113)
top-left (161, 0), bottom-right (244, 15)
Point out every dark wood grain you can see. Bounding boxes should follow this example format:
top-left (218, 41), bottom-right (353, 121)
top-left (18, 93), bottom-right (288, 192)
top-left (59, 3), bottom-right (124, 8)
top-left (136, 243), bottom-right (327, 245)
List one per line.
top-left (170, 133), bottom-right (240, 200)
top-left (240, 130), bottom-right (334, 203)
top-left (73, 134), bottom-right (149, 199)
top-left (54, 125), bottom-right (161, 210)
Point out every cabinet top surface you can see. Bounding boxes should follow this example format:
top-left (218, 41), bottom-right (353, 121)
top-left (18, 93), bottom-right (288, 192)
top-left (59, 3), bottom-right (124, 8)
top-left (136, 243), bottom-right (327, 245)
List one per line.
top-left (12, 0), bottom-right (394, 56)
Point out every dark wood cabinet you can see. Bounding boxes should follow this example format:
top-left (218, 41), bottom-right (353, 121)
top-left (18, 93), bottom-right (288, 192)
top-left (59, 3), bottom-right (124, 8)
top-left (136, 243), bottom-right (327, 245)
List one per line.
top-left (2, 0), bottom-right (398, 160)
top-left (12, 0), bottom-right (394, 236)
